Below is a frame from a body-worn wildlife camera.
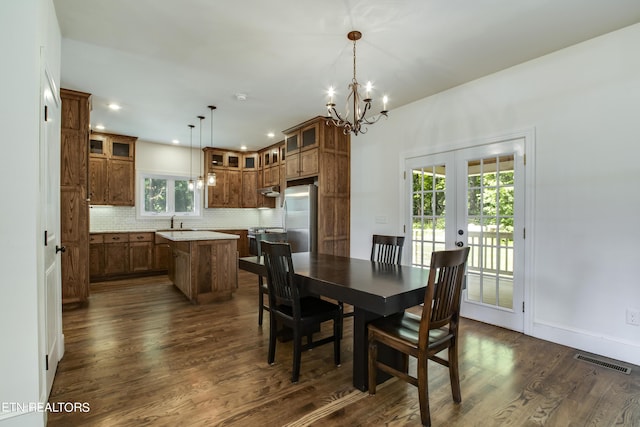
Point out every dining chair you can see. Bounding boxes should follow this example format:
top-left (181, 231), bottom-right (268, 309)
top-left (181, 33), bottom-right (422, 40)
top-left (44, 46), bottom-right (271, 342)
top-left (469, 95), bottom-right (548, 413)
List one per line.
top-left (255, 232), bottom-right (288, 326)
top-left (367, 246), bottom-right (470, 427)
top-left (370, 234), bottom-right (405, 264)
top-left (341, 234), bottom-right (406, 319)
top-left (261, 241), bottom-right (343, 383)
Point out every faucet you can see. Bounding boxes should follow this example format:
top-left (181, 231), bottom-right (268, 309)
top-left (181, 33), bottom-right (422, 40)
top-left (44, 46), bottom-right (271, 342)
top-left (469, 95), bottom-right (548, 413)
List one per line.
top-left (170, 215), bottom-right (176, 229)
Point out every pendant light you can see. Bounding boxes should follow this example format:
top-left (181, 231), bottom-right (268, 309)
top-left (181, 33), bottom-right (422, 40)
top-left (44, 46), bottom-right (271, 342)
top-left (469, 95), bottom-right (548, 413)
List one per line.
top-left (207, 105), bottom-right (217, 186)
top-left (196, 115), bottom-right (205, 190)
top-left (187, 124), bottom-right (195, 191)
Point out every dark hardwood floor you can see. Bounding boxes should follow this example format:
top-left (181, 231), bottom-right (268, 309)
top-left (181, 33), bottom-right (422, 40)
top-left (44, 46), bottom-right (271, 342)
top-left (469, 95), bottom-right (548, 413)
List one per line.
top-left (48, 271), bottom-right (640, 426)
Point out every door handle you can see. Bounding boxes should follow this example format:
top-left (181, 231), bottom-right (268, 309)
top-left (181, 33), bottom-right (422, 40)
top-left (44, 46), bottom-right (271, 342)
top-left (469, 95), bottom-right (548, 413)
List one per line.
top-left (56, 245), bottom-right (66, 254)
top-left (455, 241), bottom-right (464, 247)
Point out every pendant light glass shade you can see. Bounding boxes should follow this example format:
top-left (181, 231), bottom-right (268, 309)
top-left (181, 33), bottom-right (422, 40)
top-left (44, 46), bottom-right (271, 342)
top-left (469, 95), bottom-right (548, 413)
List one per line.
top-left (207, 105), bottom-right (217, 187)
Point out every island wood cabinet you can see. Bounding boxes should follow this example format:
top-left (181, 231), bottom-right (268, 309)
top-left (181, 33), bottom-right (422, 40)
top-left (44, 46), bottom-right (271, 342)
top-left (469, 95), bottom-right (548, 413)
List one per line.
top-left (166, 236), bottom-right (238, 304)
top-left (89, 132), bottom-right (137, 206)
top-left (60, 88), bottom-right (91, 305)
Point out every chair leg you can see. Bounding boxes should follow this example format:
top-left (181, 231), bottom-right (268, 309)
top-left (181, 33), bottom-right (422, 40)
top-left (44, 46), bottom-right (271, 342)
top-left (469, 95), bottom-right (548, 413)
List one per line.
top-left (367, 334), bottom-right (378, 395)
top-left (417, 356), bottom-right (431, 427)
top-left (333, 317), bottom-right (341, 366)
top-left (258, 276), bottom-right (264, 326)
top-left (267, 314), bottom-right (277, 365)
top-left (292, 329), bottom-right (302, 383)
top-left (449, 339), bottom-right (462, 403)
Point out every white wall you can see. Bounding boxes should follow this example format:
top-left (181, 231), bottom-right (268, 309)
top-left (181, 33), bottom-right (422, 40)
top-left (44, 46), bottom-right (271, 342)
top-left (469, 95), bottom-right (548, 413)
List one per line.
top-left (351, 24), bottom-right (640, 365)
top-left (0, 0), bottom-right (60, 425)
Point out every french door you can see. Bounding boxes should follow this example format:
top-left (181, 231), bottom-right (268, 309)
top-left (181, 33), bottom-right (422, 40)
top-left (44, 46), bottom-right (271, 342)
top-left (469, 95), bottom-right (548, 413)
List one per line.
top-left (406, 138), bottom-right (525, 331)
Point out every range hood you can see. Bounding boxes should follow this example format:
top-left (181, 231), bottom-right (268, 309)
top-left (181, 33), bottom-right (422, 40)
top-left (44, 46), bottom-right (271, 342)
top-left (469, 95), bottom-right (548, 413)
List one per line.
top-left (258, 185), bottom-right (280, 197)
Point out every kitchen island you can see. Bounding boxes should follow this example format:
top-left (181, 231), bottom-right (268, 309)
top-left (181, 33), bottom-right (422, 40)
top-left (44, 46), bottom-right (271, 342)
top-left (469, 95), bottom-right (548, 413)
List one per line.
top-left (156, 230), bottom-right (239, 304)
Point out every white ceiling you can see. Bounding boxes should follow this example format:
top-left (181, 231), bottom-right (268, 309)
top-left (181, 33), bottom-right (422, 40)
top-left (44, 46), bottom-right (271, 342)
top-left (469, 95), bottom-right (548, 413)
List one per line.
top-left (54, 0), bottom-right (640, 151)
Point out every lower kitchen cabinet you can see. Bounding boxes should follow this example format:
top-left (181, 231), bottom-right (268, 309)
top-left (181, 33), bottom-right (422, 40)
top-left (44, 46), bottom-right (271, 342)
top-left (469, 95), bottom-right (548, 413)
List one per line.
top-left (154, 235), bottom-right (171, 270)
top-left (89, 234), bottom-right (105, 278)
top-left (103, 233), bottom-right (129, 275)
top-left (90, 232), bottom-right (169, 281)
top-left (129, 232), bottom-right (154, 272)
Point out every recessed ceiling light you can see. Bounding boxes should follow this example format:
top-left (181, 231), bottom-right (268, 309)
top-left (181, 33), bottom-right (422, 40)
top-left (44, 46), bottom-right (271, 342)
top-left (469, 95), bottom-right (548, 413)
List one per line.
top-left (108, 103), bottom-right (121, 110)
top-left (240, 145), bottom-right (247, 151)
top-left (235, 93), bottom-right (247, 101)
top-left (267, 132), bottom-right (275, 138)
top-left (172, 139), bottom-right (180, 144)
top-left (95, 124), bottom-right (105, 130)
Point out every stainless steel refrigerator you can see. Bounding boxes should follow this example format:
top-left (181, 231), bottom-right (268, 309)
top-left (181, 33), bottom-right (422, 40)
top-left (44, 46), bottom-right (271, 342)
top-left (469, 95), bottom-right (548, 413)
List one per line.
top-left (283, 184), bottom-right (317, 253)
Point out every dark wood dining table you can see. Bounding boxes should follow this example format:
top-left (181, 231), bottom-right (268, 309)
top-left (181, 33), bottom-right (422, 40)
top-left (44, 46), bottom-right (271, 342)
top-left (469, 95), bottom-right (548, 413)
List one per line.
top-left (238, 251), bottom-right (430, 391)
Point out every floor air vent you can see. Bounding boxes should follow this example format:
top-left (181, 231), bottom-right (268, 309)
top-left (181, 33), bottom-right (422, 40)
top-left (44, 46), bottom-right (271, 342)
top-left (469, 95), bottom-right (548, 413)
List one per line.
top-left (574, 353), bottom-right (631, 374)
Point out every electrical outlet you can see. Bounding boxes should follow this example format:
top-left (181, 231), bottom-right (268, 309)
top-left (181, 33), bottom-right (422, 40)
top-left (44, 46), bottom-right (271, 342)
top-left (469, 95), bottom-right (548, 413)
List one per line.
top-left (626, 308), bottom-right (640, 326)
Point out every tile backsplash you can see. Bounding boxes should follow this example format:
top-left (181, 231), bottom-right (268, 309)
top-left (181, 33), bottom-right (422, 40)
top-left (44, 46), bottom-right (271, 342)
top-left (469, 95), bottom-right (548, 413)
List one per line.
top-left (90, 206), bottom-right (283, 232)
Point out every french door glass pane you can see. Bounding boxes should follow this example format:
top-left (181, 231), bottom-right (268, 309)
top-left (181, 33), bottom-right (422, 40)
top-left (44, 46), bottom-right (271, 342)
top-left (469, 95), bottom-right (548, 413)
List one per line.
top-left (411, 166), bottom-right (446, 267)
top-left (466, 155), bottom-right (515, 309)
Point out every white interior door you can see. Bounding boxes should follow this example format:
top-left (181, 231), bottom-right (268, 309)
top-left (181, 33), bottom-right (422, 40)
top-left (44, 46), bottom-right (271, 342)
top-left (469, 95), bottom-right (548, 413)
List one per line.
top-left (41, 61), bottom-right (63, 396)
top-left (406, 137), bottom-right (526, 332)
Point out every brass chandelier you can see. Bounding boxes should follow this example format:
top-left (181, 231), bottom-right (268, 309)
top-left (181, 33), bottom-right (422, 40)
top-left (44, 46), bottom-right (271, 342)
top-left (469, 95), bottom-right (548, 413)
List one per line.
top-left (325, 30), bottom-right (389, 135)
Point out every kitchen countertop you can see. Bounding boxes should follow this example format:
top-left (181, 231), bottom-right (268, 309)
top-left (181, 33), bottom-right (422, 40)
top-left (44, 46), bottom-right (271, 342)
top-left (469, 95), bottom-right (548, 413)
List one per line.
top-left (156, 230), bottom-right (240, 241)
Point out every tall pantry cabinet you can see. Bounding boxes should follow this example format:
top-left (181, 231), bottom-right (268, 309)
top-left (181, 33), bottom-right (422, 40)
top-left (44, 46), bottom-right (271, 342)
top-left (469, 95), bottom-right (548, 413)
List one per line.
top-left (60, 89), bottom-right (91, 305)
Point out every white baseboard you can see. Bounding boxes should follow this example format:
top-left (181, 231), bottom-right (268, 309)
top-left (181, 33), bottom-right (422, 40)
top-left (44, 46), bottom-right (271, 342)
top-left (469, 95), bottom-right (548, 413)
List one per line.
top-left (531, 319), bottom-right (640, 367)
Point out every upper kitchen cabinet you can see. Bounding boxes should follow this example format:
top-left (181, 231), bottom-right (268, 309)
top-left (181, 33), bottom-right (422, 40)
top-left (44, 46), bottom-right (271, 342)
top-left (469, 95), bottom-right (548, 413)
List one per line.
top-left (283, 116), bottom-right (351, 256)
top-left (204, 147), bottom-right (253, 208)
top-left (260, 142), bottom-right (282, 187)
top-left (241, 153), bottom-right (259, 208)
top-left (285, 119), bottom-right (320, 180)
top-left (89, 132), bottom-right (137, 206)
top-left (60, 88), bottom-right (91, 305)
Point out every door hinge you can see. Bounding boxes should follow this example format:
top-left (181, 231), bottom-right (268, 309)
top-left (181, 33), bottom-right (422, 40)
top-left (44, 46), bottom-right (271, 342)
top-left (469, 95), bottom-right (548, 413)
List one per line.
top-left (44, 105), bottom-right (48, 122)
top-left (523, 154), bottom-right (526, 166)
top-left (523, 228), bottom-right (526, 239)
top-left (44, 230), bottom-right (48, 246)
top-left (403, 171), bottom-right (406, 180)
top-left (522, 301), bottom-right (525, 313)
top-left (45, 354), bottom-right (49, 370)
top-left (403, 224), bottom-right (406, 233)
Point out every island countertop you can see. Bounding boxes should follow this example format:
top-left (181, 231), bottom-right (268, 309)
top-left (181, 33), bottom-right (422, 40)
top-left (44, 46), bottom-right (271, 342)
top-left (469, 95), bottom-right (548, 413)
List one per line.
top-left (156, 230), bottom-right (240, 241)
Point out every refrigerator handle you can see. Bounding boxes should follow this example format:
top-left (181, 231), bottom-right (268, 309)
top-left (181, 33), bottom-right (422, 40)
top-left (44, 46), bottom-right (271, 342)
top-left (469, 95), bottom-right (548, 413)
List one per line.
top-left (282, 198), bottom-right (287, 230)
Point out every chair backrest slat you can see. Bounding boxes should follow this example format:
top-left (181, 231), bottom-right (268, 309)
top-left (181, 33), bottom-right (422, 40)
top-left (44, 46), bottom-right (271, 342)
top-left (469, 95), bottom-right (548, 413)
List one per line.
top-left (370, 235), bottom-right (405, 265)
